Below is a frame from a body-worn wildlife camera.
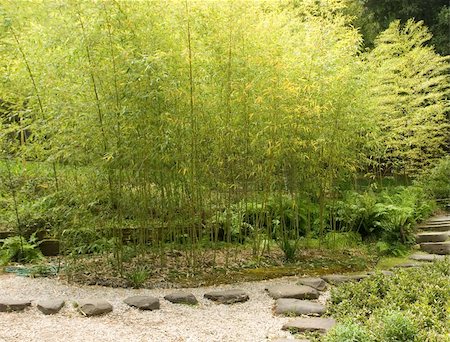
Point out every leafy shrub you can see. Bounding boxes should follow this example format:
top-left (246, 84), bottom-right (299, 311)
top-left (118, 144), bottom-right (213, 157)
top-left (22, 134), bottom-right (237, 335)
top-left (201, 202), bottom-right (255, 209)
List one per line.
top-left (374, 310), bottom-right (418, 342)
top-left (0, 235), bottom-right (43, 264)
top-left (330, 186), bottom-right (434, 254)
top-left (329, 261), bottom-right (450, 341)
top-left (324, 322), bottom-right (373, 342)
top-left (420, 156), bottom-right (450, 202)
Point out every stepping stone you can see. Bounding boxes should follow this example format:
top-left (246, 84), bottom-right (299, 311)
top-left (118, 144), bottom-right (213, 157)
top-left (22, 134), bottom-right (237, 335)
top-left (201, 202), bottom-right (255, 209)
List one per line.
top-left (415, 231), bottom-right (449, 243)
top-left (272, 339), bottom-right (310, 342)
top-left (266, 285), bottom-right (319, 300)
top-left (391, 262), bottom-right (423, 269)
top-left (367, 270), bottom-right (394, 277)
top-left (274, 298), bottom-right (326, 316)
top-left (420, 242), bottom-right (450, 255)
top-left (124, 296), bottom-right (160, 310)
top-left (77, 299), bottom-right (113, 316)
top-left (36, 299), bottom-right (65, 315)
top-left (297, 277), bottom-right (327, 291)
top-left (427, 216), bottom-right (450, 223)
top-left (204, 289), bottom-right (249, 304)
top-left (282, 317), bottom-right (336, 334)
top-left (321, 274), bottom-right (366, 285)
top-left (164, 292), bottom-right (198, 305)
top-left (0, 299), bottom-right (31, 312)
top-left (418, 224), bottom-right (450, 231)
top-left (409, 253), bottom-right (446, 262)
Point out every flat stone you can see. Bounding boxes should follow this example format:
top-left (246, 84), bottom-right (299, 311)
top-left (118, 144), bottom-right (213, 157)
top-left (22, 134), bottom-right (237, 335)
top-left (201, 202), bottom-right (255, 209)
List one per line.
top-left (420, 242), bottom-right (450, 255)
top-left (391, 262), bottom-right (423, 269)
top-left (124, 296), bottom-right (160, 310)
top-left (204, 289), bottom-right (249, 304)
top-left (272, 339), bottom-right (310, 342)
top-left (418, 224), bottom-right (450, 231)
top-left (367, 270), bottom-right (394, 276)
top-left (36, 299), bottom-right (65, 315)
top-left (164, 292), bottom-right (198, 305)
top-left (297, 277), bottom-right (327, 291)
top-left (415, 231), bottom-right (449, 243)
top-left (427, 216), bottom-right (450, 223)
top-left (321, 274), bottom-right (366, 285)
top-left (409, 253), bottom-right (446, 262)
top-left (0, 299), bottom-right (31, 312)
top-left (266, 284), bottom-right (319, 300)
top-left (77, 299), bottom-right (113, 316)
top-left (282, 317), bottom-right (336, 334)
top-left (275, 298), bottom-right (326, 316)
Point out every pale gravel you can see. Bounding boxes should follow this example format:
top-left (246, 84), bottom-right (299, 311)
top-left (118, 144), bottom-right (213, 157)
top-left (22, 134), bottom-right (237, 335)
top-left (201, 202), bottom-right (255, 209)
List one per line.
top-left (0, 274), bottom-right (330, 342)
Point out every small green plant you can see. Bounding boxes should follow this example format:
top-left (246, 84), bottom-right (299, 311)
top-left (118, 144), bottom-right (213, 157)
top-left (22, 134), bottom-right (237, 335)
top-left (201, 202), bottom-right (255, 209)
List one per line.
top-left (0, 235), bottom-right (43, 265)
top-left (374, 310), bottom-right (418, 342)
top-left (126, 267), bottom-right (148, 289)
top-left (324, 322), bottom-right (374, 342)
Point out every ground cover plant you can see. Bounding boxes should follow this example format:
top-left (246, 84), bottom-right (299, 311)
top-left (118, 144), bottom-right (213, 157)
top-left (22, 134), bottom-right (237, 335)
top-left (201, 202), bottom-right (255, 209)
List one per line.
top-left (0, 0), bottom-right (448, 285)
top-left (325, 260), bottom-right (450, 342)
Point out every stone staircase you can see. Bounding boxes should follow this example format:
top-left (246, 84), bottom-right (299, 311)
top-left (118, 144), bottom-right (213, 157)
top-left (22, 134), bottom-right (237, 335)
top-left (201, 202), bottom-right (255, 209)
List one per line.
top-left (415, 215), bottom-right (450, 256)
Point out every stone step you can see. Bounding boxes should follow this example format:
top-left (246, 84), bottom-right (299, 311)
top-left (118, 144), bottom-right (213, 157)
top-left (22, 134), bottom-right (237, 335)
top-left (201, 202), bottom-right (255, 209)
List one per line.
top-left (274, 299), bottom-right (326, 316)
top-left (420, 241), bottom-right (450, 255)
top-left (409, 253), bottom-right (446, 262)
top-left (415, 231), bottom-right (449, 243)
top-left (282, 317), bottom-right (336, 334)
top-left (417, 224), bottom-right (450, 232)
top-left (427, 216), bottom-right (450, 222)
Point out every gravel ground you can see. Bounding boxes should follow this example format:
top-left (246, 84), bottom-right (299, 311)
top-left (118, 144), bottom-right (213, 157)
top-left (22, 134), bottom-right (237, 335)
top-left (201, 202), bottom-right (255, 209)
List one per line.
top-left (0, 273), bottom-right (328, 342)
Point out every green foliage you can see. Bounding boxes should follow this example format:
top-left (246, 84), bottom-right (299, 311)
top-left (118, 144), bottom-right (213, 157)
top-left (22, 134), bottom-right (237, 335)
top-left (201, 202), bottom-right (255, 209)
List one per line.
top-left (0, 235), bottom-right (43, 264)
top-left (419, 156), bottom-right (450, 202)
top-left (367, 19), bottom-right (450, 177)
top-left (329, 261), bottom-right (450, 341)
top-left (331, 186), bottom-right (434, 250)
top-left (324, 322), bottom-right (373, 342)
top-left (363, 0), bottom-right (450, 55)
top-left (126, 267), bottom-right (148, 289)
top-left (374, 310), bottom-right (418, 342)
top-left (0, 0), bottom-right (447, 274)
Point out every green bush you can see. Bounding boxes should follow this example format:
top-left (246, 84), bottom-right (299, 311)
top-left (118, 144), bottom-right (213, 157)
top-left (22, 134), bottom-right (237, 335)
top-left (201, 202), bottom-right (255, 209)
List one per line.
top-left (420, 156), bottom-right (450, 202)
top-left (374, 310), bottom-right (418, 342)
top-left (330, 186), bottom-right (434, 254)
top-left (328, 261), bottom-right (450, 341)
top-left (0, 235), bottom-right (43, 264)
top-left (324, 323), bottom-right (374, 342)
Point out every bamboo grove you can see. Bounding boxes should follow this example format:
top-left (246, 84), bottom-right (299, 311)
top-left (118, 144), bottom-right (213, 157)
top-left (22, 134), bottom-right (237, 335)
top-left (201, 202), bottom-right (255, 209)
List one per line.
top-left (0, 0), bottom-right (449, 271)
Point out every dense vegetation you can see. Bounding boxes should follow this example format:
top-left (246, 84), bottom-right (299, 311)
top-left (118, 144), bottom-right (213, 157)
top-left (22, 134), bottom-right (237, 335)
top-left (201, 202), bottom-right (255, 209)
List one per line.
top-left (0, 0), bottom-right (449, 282)
top-left (324, 260), bottom-right (450, 342)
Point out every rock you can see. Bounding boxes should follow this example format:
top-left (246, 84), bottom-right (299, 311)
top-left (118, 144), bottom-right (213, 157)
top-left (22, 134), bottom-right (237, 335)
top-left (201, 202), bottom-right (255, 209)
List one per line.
top-left (274, 298), bottom-right (326, 316)
top-left (321, 274), bottom-right (366, 285)
top-left (409, 253), bottom-right (446, 262)
top-left (297, 277), bottom-right (327, 291)
top-left (271, 339), bottom-right (310, 342)
top-left (38, 239), bottom-right (60, 256)
top-left (37, 299), bottom-right (65, 315)
top-left (266, 284), bottom-right (319, 300)
top-left (420, 242), bottom-right (450, 255)
top-left (204, 289), bottom-right (249, 304)
top-left (124, 296), bottom-right (160, 310)
top-left (391, 262), bottom-right (423, 269)
top-left (415, 231), bottom-right (449, 243)
top-left (164, 292), bottom-right (198, 305)
top-left (417, 224), bottom-right (450, 231)
top-left (282, 317), bottom-right (336, 334)
top-left (367, 270), bottom-right (394, 277)
top-left (0, 299), bottom-right (31, 312)
top-left (77, 299), bottom-right (113, 316)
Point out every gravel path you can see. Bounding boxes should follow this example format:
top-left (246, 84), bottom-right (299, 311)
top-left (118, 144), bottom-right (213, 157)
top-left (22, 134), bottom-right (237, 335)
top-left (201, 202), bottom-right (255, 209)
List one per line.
top-left (0, 274), bottom-right (316, 342)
